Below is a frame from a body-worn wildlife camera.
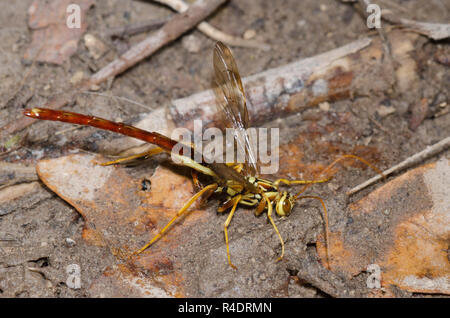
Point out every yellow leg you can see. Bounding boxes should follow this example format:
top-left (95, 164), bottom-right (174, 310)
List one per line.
top-left (274, 177), bottom-right (332, 188)
top-left (297, 195), bottom-right (330, 268)
top-left (294, 154), bottom-right (385, 199)
top-left (224, 194), bottom-right (242, 270)
top-left (101, 147), bottom-right (164, 166)
top-left (319, 154), bottom-right (384, 180)
top-left (132, 183), bottom-right (218, 256)
top-left (264, 194), bottom-right (285, 262)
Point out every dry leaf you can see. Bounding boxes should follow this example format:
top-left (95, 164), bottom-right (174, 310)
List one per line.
top-left (36, 154), bottom-right (210, 297)
top-left (25, 0), bottom-right (94, 65)
top-left (317, 158), bottom-right (450, 295)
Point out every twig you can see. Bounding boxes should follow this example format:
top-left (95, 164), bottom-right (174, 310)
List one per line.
top-left (0, 162), bottom-right (38, 189)
top-left (126, 37), bottom-right (374, 145)
top-left (434, 108), bottom-right (450, 118)
top-left (389, 18), bottom-right (450, 40)
top-left (81, 91), bottom-right (154, 111)
top-left (345, 0), bottom-right (450, 40)
top-left (347, 136), bottom-right (450, 196)
top-left (105, 17), bottom-right (170, 38)
top-left (153, 0), bottom-right (270, 51)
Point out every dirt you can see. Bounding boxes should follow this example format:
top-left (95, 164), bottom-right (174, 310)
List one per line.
top-left (0, 0), bottom-right (449, 297)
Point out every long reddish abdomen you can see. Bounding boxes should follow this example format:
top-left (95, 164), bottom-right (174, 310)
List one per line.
top-left (23, 108), bottom-right (180, 154)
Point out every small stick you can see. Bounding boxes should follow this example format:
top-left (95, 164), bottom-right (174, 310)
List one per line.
top-left (80, 91), bottom-right (154, 111)
top-left (347, 0), bottom-right (450, 40)
top-left (105, 17), bottom-right (170, 38)
top-left (347, 136), bottom-right (450, 196)
top-left (0, 162), bottom-right (38, 189)
top-left (154, 0), bottom-right (270, 51)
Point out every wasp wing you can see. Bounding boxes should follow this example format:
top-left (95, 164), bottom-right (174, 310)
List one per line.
top-left (213, 41), bottom-right (258, 176)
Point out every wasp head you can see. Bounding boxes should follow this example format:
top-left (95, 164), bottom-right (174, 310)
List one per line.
top-left (275, 192), bottom-right (295, 217)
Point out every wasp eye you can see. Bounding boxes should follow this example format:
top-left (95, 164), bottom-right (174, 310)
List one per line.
top-left (282, 199), bottom-right (292, 214)
top-left (276, 192), bottom-right (292, 216)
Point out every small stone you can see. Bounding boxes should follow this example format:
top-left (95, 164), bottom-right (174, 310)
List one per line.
top-left (243, 29), bottom-right (256, 40)
top-left (70, 71), bottom-right (84, 85)
top-left (84, 33), bottom-right (109, 60)
top-left (376, 105), bottom-right (396, 118)
top-left (297, 19), bottom-right (306, 27)
top-left (328, 182), bottom-right (340, 192)
top-left (89, 84), bottom-right (101, 91)
top-left (320, 4), bottom-right (327, 11)
top-left (65, 238), bottom-right (76, 247)
top-left (182, 35), bottom-right (202, 54)
top-left (319, 102), bottom-right (330, 112)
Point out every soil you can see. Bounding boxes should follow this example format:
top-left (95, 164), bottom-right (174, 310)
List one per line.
top-left (0, 0), bottom-right (449, 297)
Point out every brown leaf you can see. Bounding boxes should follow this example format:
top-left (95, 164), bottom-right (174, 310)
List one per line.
top-left (36, 154), bottom-right (210, 297)
top-left (25, 0), bottom-right (94, 65)
top-left (317, 158), bottom-right (450, 295)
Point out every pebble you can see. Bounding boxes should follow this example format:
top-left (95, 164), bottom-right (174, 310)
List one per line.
top-left (376, 105), bottom-right (396, 118)
top-left (319, 101), bottom-right (330, 112)
top-left (65, 238), bottom-right (76, 247)
top-left (297, 20), bottom-right (306, 27)
top-left (70, 71), bottom-right (84, 85)
top-left (243, 29), bottom-right (256, 40)
top-left (182, 35), bottom-right (202, 54)
top-left (84, 33), bottom-right (109, 60)
top-left (328, 182), bottom-right (340, 192)
top-left (89, 84), bottom-right (101, 91)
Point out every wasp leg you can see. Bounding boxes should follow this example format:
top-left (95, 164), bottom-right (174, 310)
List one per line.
top-left (132, 183), bottom-right (218, 257)
top-left (254, 194), bottom-right (267, 216)
top-left (294, 154), bottom-right (385, 199)
top-left (100, 147), bottom-right (164, 166)
top-left (296, 195), bottom-right (330, 268)
top-left (264, 194), bottom-right (285, 262)
top-left (318, 154), bottom-right (385, 181)
top-left (273, 177), bottom-right (332, 188)
top-left (223, 194), bottom-right (242, 269)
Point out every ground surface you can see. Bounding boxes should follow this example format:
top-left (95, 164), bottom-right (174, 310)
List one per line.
top-left (0, 0), bottom-right (449, 297)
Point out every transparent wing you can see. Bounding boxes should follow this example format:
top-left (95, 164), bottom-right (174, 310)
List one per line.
top-left (213, 41), bottom-right (258, 176)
